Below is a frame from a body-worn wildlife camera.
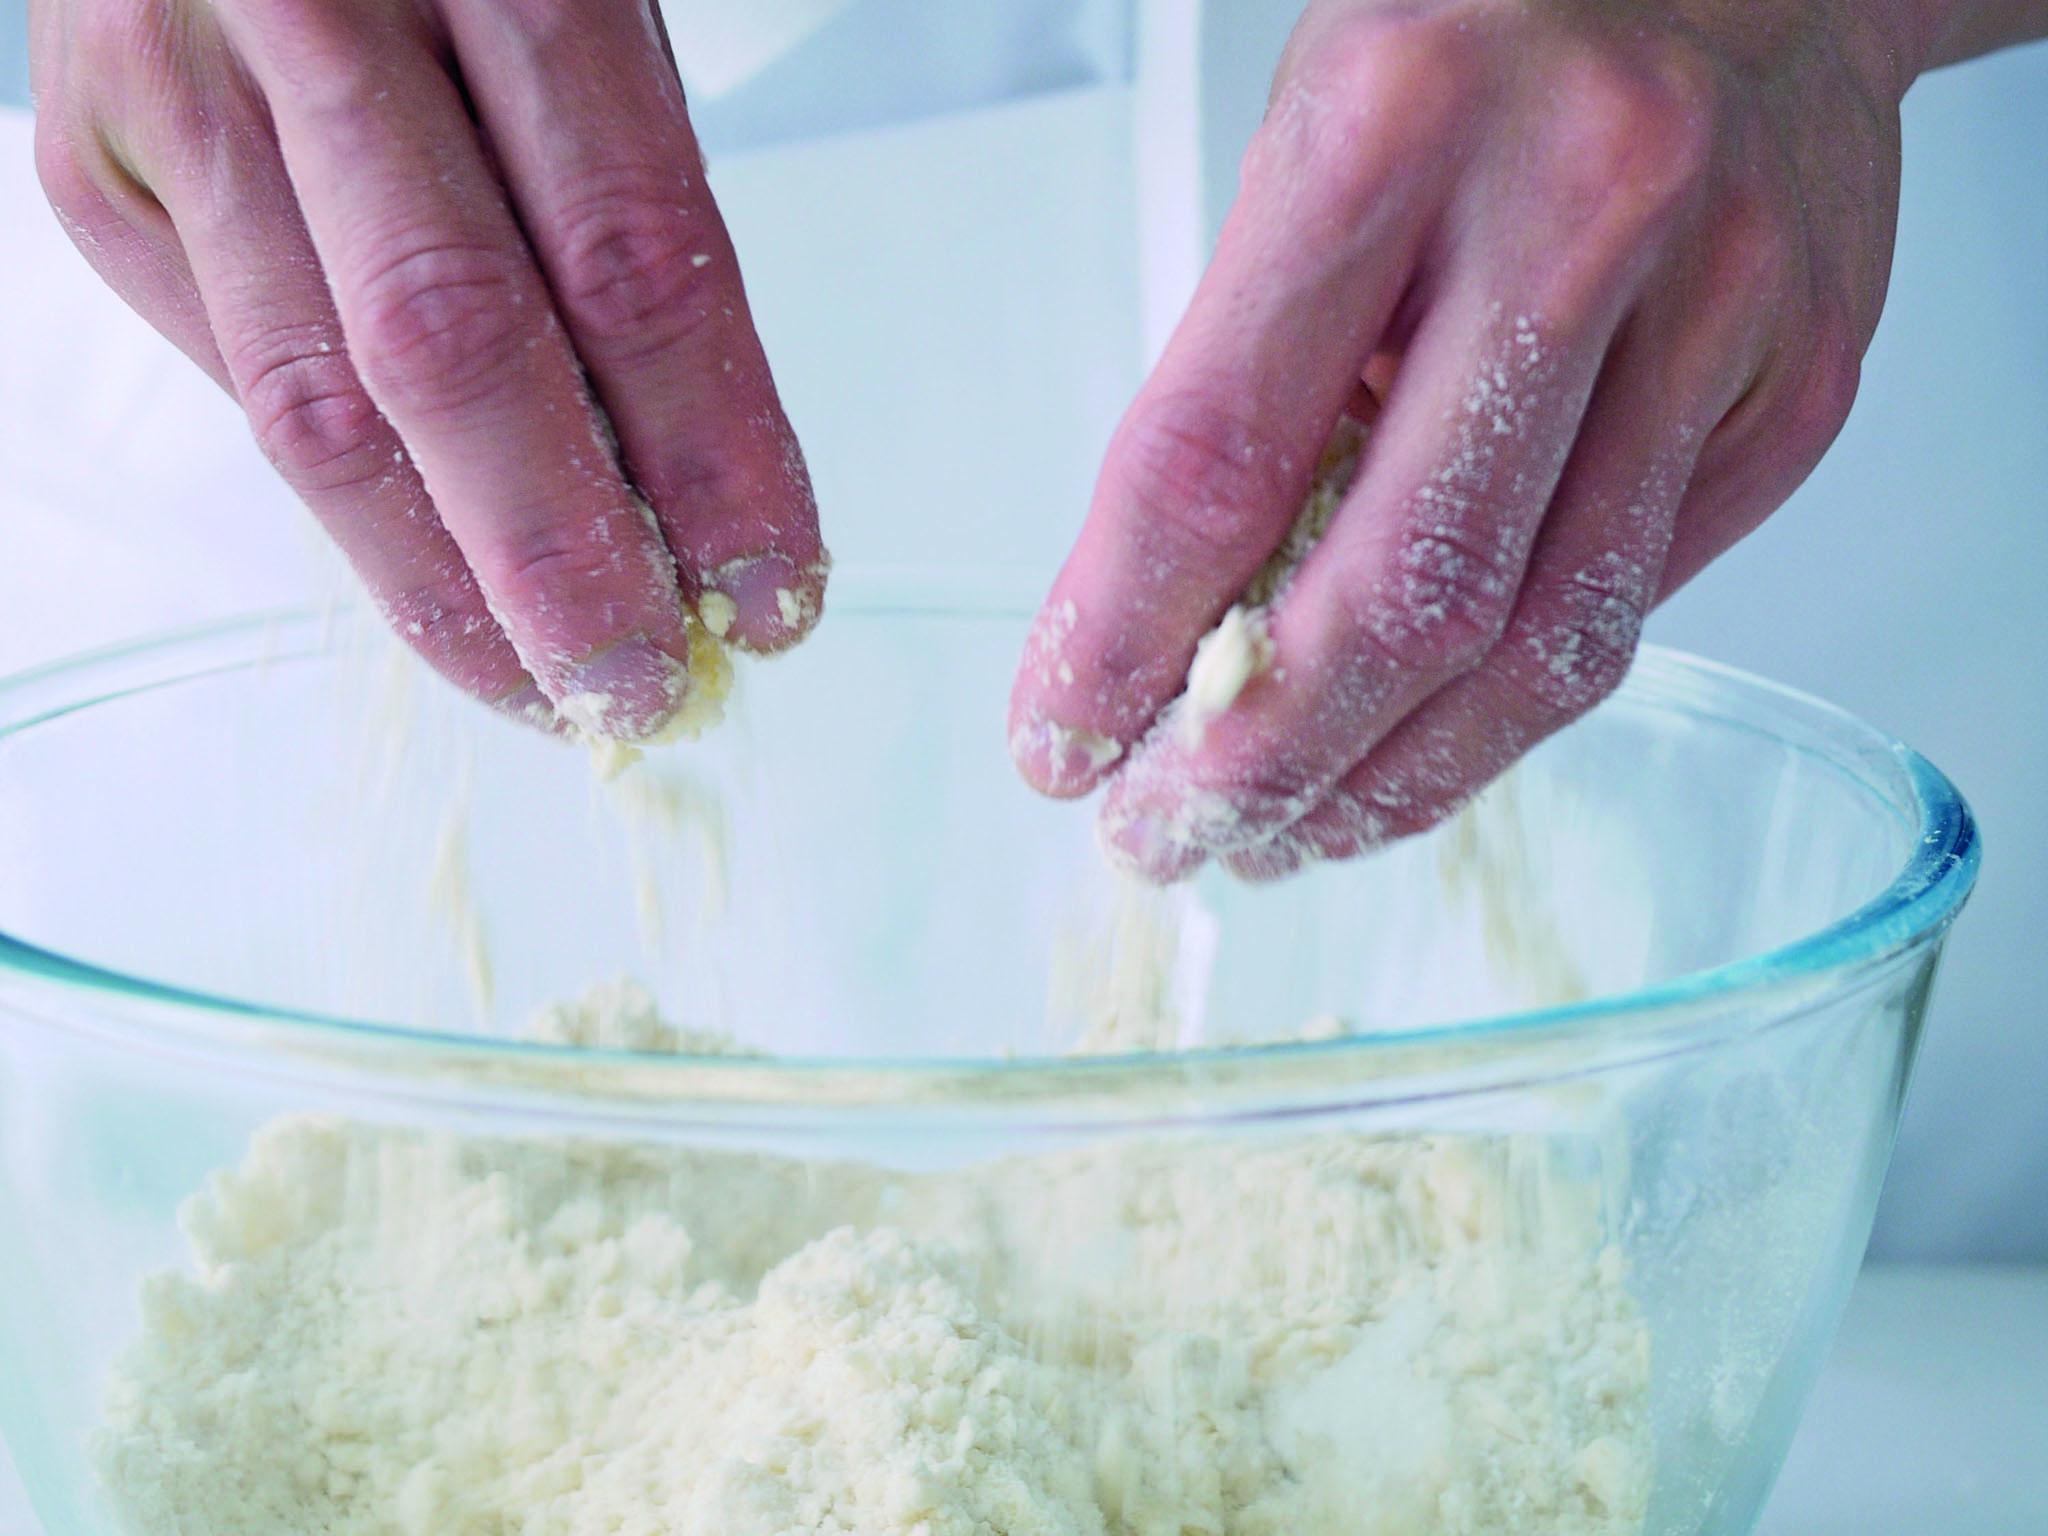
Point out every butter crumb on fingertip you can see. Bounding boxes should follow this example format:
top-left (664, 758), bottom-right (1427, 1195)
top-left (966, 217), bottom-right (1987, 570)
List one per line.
top-left (566, 613), bottom-right (735, 779)
top-left (698, 591), bottom-right (738, 639)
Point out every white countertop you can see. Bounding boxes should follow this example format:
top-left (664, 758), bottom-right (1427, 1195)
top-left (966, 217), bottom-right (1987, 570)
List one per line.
top-left (1753, 1265), bottom-right (2048, 1536)
top-left (6, 1263), bottom-right (2041, 1534)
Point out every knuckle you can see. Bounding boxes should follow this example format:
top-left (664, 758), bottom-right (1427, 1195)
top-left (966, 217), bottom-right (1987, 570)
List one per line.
top-left (1353, 526), bottom-right (1522, 676)
top-left (236, 333), bottom-right (388, 489)
top-left (212, 0), bottom-right (372, 98)
top-left (349, 242), bottom-right (529, 418)
top-left (483, 0), bottom-right (583, 41)
top-left (1545, 46), bottom-right (1715, 232)
top-left (1251, 13), bottom-right (1471, 232)
top-left (1634, 30), bottom-right (1727, 130)
top-left (214, 0), bottom-right (356, 57)
top-left (378, 576), bottom-right (499, 663)
top-left (1110, 393), bottom-right (1303, 570)
top-left (1304, 6), bottom-right (1483, 110)
top-left (488, 519), bottom-right (625, 618)
top-left (487, 0), bottom-right (657, 80)
top-left (1502, 568), bottom-right (1645, 717)
top-left (552, 180), bottom-right (721, 355)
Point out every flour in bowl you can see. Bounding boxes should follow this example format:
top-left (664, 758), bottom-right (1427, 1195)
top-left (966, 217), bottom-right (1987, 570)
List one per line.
top-left (94, 986), bottom-right (1652, 1536)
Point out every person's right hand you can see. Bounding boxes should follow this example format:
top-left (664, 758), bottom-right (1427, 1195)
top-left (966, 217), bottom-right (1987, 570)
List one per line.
top-left (30, 0), bottom-right (827, 742)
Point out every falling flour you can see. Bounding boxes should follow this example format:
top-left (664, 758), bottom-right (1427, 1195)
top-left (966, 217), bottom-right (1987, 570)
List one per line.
top-left (1048, 876), bottom-right (1194, 1055)
top-left (94, 984), bottom-right (1652, 1536)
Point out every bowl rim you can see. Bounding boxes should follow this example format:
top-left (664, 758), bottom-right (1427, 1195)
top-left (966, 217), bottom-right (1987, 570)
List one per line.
top-left (0, 574), bottom-right (1981, 1113)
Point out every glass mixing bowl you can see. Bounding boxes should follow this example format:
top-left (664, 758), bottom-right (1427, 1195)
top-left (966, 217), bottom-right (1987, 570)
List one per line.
top-left (0, 574), bottom-right (1977, 1536)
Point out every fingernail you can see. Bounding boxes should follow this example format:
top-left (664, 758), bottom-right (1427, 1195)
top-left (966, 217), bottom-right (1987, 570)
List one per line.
top-left (702, 551), bottom-right (829, 653)
top-left (555, 637), bottom-right (689, 742)
top-left (1010, 715), bottom-right (1124, 797)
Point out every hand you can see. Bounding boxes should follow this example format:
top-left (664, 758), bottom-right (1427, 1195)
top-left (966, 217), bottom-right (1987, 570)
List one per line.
top-left (30, 0), bottom-right (826, 741)
top-left (1009, 0), bottom-right (1936, 880)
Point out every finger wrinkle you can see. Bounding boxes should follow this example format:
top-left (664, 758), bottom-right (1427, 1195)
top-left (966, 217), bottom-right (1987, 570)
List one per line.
top-left (1345, 309), bottom-right (1570, 648)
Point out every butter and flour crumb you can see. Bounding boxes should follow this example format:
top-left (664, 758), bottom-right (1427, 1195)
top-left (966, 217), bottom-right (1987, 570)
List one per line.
top-left (573, 548), bottom-right (830, 780)
top-left (1050, 875), bottom-right (1191, 1055)
top-left (527, 976), bottom-right (753, 1055)
top-left (95, 980), bottom-right (1652, 1536)
top-left (1178, 603), bottom-right (1275, 748)
top-left (575, 608), bottom-right (736, 781)
top-left (698, 590), bottom-right (740, 639)
top-left (1174, 417), bottom-right (1366, 749)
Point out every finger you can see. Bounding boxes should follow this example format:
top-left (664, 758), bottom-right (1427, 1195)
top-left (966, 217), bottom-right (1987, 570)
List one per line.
top-left (1008, 55), bottom-right (1465, 796)
top-left (32, 109), bottom-right (228, 388)
top-left (1658, 329), bottom-right (1862, 599)
top-left (218, 0), bottom-right (714, 742)
top-left (441, 0), bottom-right (825, 653)
top-left (1101, 272), bottom-right (1620, 881)
top-left (129, 56), bottom-right (544, 721)
top-left (1234, 282), bottom-right (1777, 881)
top-left (1228, 400), bottom-right (1690, 881)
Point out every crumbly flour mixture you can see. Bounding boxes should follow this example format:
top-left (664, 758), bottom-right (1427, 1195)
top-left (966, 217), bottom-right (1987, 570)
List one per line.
top-left (95, 986), bottom-right (1651, 1536)
top-left (1176, 419), bottom-right (1365, 749)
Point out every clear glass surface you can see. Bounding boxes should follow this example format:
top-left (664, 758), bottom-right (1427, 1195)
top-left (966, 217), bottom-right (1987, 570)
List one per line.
top-left (0, 577), bottom-right (1978, 1536)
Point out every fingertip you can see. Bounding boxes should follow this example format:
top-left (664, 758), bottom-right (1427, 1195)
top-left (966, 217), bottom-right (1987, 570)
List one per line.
top-left (1008, 593), bottom-right (1141, 798)
top-left (551, 634), bottom-right (694, 743)
top-left (1104, 720), bottom-right (1322, 869)
top-left (1008, 712), bottom-right (1126, 799)
top-left (1097, 769), bottom-right (1180, 866)
top-left (699, 550), bottom-right (830, 655)
top-left (1096, 796), bottom-right (1208, 885)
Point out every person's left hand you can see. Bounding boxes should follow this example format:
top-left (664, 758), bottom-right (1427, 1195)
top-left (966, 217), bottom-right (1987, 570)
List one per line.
top-left (1006, 0), bottom-right (1913, 880)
